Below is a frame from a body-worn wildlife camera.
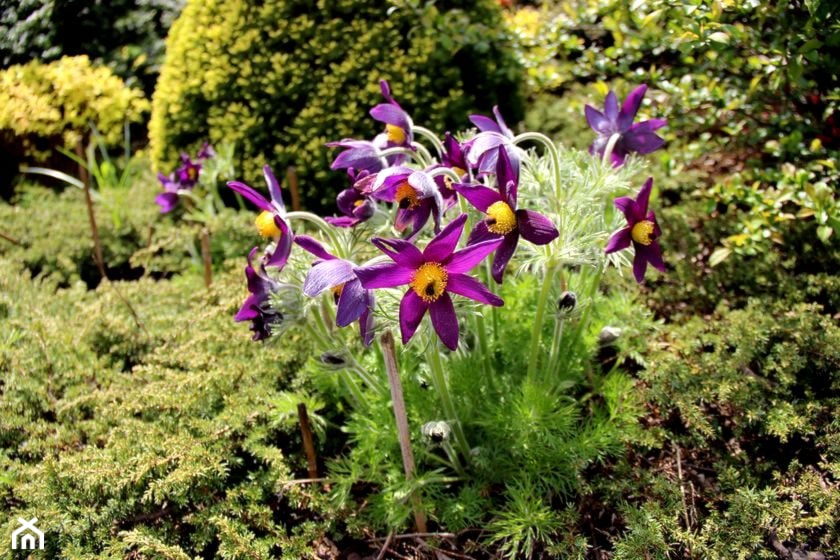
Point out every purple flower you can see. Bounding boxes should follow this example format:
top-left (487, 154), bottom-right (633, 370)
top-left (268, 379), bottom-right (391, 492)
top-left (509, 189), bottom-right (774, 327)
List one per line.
top-left (176, 153), bottom-right (201, 187)
top-left (355, 214), bottom-right (503, 351)
top-left (328, 138), bottom-right (387, 174)
top-left (442, 132), bottom-right (469, 178)
top-left (325, 185), bottom-right (375, 228)
top-left (235, 247), bottom-right (283, 341)
top-left (465, 106), bottom-right (520, 177)
top-left (154, 172), bottom-right (181, 213)
top-left (371, 80), bottom-right (413, 151)
top-left (197, 142), bottom-right (216, 160)
top-left (585, 85), bottom-right (666, 166)
top-left (295, 235), bottom-right (376, 346)
top-left (605, 177), bottom-right (666, 283)
top-left (370, 166), bottom-right (445, 236)
top-left (227, 165), bottom-right (292, 270)
top-left (454, 147), bottom-right (559, 284)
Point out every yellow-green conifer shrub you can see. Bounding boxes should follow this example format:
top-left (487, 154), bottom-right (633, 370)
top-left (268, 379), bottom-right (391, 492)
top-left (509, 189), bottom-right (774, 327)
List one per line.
top-left (0, 55), bottom-right (150, 162)
top-left (150, 0), bottom-right (524, 209)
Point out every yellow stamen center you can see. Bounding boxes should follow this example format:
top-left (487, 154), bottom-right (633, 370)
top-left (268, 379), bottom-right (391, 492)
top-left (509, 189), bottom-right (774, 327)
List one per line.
top-left (631, 220), bottom-right (656, 245)
top-left (188, 167), bottom-right (198, 181)
top-left (332, 283), bottom-right (344, 301)
top-left (443, 167), bottom-right (466, 191)
top-left (255, 211), bottom-right (281, 238)
top-left (486, 201), bottom-right (517, 235)
top-left (395, 182), bottom-right (421, 210)
top-left (385, 124), bottom-right (406, 145)
top-left (353, 199), bottom-right (365, 207)
top-left (411, 262), bottom-right (448, 303)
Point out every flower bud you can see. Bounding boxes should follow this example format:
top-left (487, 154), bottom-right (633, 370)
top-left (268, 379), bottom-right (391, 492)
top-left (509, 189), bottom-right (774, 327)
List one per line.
top-left (422, 421), bottom-right (452, 443)
top-left (557, 291), bottom-right (577, 314)
top-left (598, 326), bottom-right (622, 346)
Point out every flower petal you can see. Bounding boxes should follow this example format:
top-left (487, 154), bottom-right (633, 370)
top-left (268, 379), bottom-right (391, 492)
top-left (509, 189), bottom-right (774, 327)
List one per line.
top-left (638, 241), bottom-right (666, 273)
top-left (370, 103), bottom-right (411, 133)
top-left (429, 292), bottom-right (459, 351)
top-left (371, 237), bottom-right (424, 267)
top-left (227, 181), bottom-right (273, 212)
top-left (263, 165), bottom-right (285, 213)
top-left (491, 231), bottom-right (519, 283)
top-left (623, 125), bottom-right (666, 155)
top-left (585, 104), bottom-right (611, 134)
top-left (604, 91), bottom-right (619, 121)
top-left (469, 114), bottom-right (501, 133)
top-left (399, 290), bottom-right (428, 345)
top-left (496, 146), bottom-right (518, 207)
top-left (451, 183), bottom-right (501, 213)
top-left (617, 84), bottom-right (647, 131)
top-left (445, 237), bottom-right (502, 274)
top-left (355, 262), bottom-right (414, 289)
top-left (517, 209), bottom-right (559, 245)
top-left (605, 227), bottom-right (632, 254)
top-left (632, 250), bottom-right (649, 283)
top-left (335, 278), bottom-right (368, 327)
top-left (294, 235), bottom-right (334, 261)
top-left (492, 106), bottom-right (514, 138)
top-left (155, 192), bottom-right (179, 213)
top-left (466, 220), bottom-right (500, 246)
top-left (447, 273), bottom-right (503, 306)
top-left (303, 259), bottom-right (355, 297)
top-left (424, 213), bottom-right (467, 262)
top-left (265, 217), bottom-right (293, 269)
top-left (613, 196), bottom-right (636, 221)
top-left (635, 177), bottom-right (654, 218)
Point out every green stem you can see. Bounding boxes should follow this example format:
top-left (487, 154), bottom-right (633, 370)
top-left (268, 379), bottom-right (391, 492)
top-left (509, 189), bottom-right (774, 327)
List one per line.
top-left (601, 133), bottom-right (622, 167)
top-left (425, 337), bottom-right (471, 462)
top-left (284, 211), bottom-right (342, 252)
top-left (410, 142), bottom-right (434, 167)
top-left (527, 266), bottom-right (555, 379)
top-left (412, 125), bottom-right (445, 156)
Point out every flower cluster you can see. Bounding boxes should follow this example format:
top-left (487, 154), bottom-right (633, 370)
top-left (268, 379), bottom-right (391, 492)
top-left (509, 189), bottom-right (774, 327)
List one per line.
top-left (155, 142), bottom-right (215, 213)
top-left (228, 81), bottom-right (667, 349)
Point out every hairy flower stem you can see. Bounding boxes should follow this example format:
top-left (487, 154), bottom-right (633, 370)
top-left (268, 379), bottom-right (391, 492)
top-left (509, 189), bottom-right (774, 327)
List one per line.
top-left (602, 133), bottom-right (622, 166)
top-left (425, 336), bottom-right (471, 463)
top-left (412, 125), bottom-right (445, 157)
top-left (513, 132), bottom-right (562, 199)
top-left (527, 265), bottom-right (556, 379)
top-left (381, 330), bottom-right (428, 533)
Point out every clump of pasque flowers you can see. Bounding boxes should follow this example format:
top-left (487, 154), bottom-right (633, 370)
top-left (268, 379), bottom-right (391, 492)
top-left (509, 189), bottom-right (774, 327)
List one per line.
top-left (224, 81), bottom-right (668, 476)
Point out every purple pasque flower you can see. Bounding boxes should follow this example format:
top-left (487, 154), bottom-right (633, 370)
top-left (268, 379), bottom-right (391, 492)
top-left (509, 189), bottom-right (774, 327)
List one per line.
top-left (235, 247), bottom-right (283, 341)
top-left (176, 153), bottom-right (202, 187)
top-left (355, 214), bottom-right (503, 351)
top-left (328, 138), bottom-right (388, 175)
top-left (605, 176), bottom-right (666, 283)
top-left (454, 147), bottom-right (559, 284)
top-left (442, 132), bottom-right (469, 178)
top-left (370, 166), bottom-right (445, 236)
top-left (325, 185), bottom-right (376, 228)
top-left (371, 80), bottom-right (414, 151)
top-left (154, 172), bottom-right (181, 213)
top-left (295, 235), bottom-right (376, 346)
top-left (227, 165), bottom-right (292, 270)
top-left (197, 142), bottom-right (216, 160)
top-left (465, 106), bottom-right (520, 178)
top-left (585, 84), bottom-right (666, 166)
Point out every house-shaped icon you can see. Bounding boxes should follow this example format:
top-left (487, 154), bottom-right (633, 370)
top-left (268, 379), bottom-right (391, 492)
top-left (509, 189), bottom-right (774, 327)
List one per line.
top-left (12, 517), bottom-right (44, 550)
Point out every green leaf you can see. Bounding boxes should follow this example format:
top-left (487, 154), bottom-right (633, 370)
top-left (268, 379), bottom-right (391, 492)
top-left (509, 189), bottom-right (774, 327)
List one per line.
top-left (709, 247), bottom-right (732, 267)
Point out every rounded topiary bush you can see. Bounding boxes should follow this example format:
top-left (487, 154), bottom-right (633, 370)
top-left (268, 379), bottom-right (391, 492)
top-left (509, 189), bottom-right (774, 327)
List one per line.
top-left (150, 0), bottom-right (525, 209)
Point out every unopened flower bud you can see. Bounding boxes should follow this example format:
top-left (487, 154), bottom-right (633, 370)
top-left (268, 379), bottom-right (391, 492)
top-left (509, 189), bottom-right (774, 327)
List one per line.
top-left (318, 350), bottom-right (349, 370)
top-left (422, 421), bottom-right (452, 443)
top-left (557, 291), bottom-right (577, 314)
top-left (598, 326), bottom-right (622, 346)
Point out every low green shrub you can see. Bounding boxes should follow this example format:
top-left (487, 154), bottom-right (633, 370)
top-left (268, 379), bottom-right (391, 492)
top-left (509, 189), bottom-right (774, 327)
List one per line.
top-left (150, 0), bottom-right (525, 209)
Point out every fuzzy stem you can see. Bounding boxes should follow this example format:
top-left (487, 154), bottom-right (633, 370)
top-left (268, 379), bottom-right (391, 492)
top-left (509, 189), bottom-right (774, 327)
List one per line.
top-left (412, 125), bottom-right (445, 157)
top-left (200, 227), bottom-right (212, 289)
top-left (513, 131), bottom-right (563, 199)
top-left (527, 266), bottom-right (556, 379)
top-left (381, 330), bottom-right (428, 533)
top-left (284, 211), bottom-right (342, 251)
top-left (410, 142), bottom-right (434, 167)
top-left (425, 336), bottom-right (471, 463)
top-left (602, 133), bottom-right (622, 167)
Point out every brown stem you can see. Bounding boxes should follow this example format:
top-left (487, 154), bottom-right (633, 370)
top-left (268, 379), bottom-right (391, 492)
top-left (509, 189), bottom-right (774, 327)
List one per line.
top-left (297, 403), bottom-right (319, 479)
top-left (380, 330), bottom-right (427, 533)
top-left (200, 227), bottom-right (212, 289)
top-left (286, 166), bottom-right (302, 211)
top-left (0, 230), bottom-right (23, 246)
top-left (78, 142), bottom-right (106, 280)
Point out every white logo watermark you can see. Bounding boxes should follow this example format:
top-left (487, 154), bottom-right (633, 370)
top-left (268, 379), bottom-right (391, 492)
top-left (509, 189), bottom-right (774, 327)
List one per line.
top-left (12, 517), bottom-right (44, 550)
